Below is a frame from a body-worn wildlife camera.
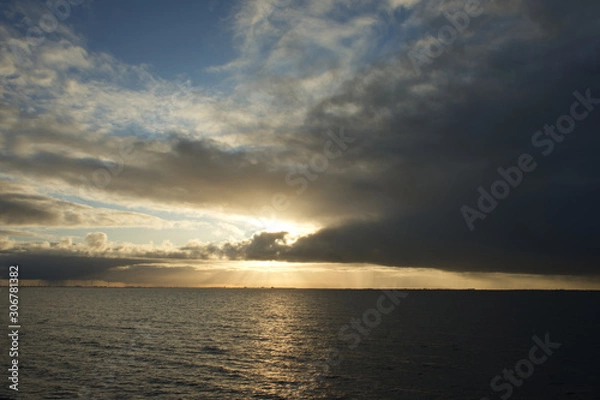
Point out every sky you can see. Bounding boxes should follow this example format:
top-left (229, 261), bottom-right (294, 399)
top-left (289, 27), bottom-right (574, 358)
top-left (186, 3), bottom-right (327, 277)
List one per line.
top-left (0, 0), bottom-right (599, 289)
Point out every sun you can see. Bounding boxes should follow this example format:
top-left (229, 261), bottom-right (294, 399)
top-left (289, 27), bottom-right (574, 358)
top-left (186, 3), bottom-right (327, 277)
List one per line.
top-left (250, 217), bottom-right (320, 241)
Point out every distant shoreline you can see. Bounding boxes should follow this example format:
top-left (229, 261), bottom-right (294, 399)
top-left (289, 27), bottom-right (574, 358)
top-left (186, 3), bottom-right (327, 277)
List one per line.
top-left (4, 285), bottom-right (599, 292)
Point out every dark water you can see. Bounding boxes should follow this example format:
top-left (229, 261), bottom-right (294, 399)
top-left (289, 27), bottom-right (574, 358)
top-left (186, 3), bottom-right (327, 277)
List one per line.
top-left (1, 288), bottom-right (599, 399)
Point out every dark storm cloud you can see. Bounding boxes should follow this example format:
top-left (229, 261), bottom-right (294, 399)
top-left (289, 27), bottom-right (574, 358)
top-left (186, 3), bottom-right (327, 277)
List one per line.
top-left (281, 196), bottom-right (600, 275)
top-left (268, 0), bottom-right (600, 275)
top-left (0, 254), bottom-right (145, 281)
top-left (178, 231), bottom-right (290, 261)
top-left (0, 192), bottom-right (58, 225)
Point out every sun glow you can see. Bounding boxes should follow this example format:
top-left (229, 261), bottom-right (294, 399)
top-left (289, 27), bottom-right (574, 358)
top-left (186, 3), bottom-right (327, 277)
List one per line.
top-left (250, 218), bottom-right (320, 240)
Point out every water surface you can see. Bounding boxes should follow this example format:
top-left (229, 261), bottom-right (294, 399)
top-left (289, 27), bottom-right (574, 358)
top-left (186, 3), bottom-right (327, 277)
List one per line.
top-left (2, 289), bottom-right (599, 399)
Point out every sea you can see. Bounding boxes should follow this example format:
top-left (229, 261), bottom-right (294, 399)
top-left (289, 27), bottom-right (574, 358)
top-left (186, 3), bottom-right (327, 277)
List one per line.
top-left (1, 288), bottom-right (599, 399)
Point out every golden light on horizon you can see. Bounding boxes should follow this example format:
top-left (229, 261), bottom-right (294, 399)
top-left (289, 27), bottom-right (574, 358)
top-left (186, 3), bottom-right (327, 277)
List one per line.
top-left (15, 263), bottom-right (597, 290)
